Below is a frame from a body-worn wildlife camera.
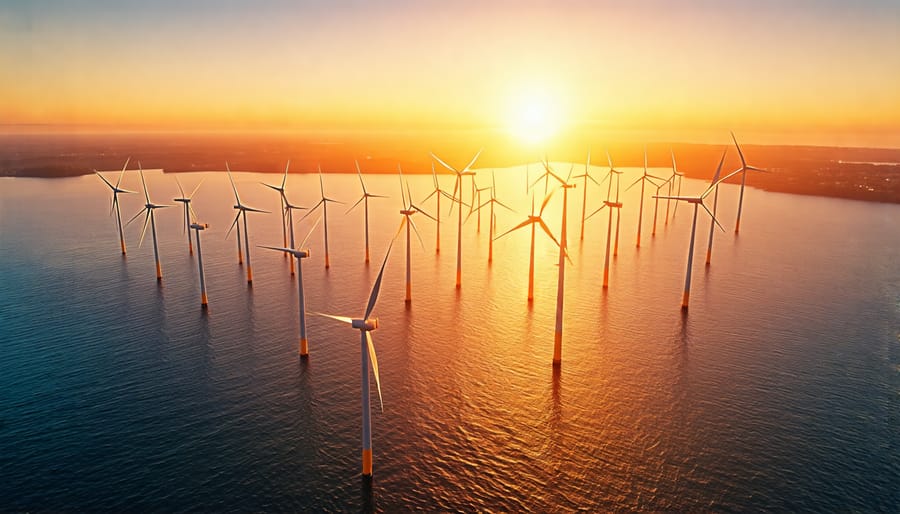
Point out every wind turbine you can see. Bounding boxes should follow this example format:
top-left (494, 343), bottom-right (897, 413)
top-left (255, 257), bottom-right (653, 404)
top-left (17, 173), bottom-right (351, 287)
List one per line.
top-left (262, 160), bottom-right (292, 251)
top-left (573, 150), bottom-right (601, 241)
top-left (605, 152), bottom-right (626, 257)
top-left (397, 168), bottom-right (437, 303)
top-left (625, 147), bottom-right (666, 248)
top-left (665, 150), bottom-right (685, 224)
top-left (540, 162), bottom-right (576, 368)
top-left (728, 131), bottom-right (767, 234)
top-left (225, 164), bottom-right (269, 284)
top-left (173, 176), bottom-right (204, 255)
top-left (94, 157), bottom-right (135, 255)
top-left (300, 166), bottom-right (342, 269)
top-left (125, 164), bottom-right (171, 281)
top-left (314, 241), bottom-right (394, 478)
top-left (347, 160), bottom-right (388, 264)
top-left (190, 222), bottom-right (210, 308)
top-left (431, 150), bottom-right (481, 289)
top-left (585, 154), bottom-right (624, 289)
top-left (495, 189), bottom-right (560, 301)
top-left (470, 170), bottom-right (513, 263)
top-left (259, 217), bottom-right (322, 358)
top-left (473, 178), bottom-right (491, 234)
top-left (653, 151), bottom-right (727, 310)
top-left (421, 162), bottom-right (447, 253)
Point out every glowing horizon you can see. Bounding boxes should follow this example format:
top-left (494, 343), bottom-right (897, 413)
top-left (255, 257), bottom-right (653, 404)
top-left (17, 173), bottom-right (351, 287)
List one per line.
top-left (2, 1), bottom-right (899, 147)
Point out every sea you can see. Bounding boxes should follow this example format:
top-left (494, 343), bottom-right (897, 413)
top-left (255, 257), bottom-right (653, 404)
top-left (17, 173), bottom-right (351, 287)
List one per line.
top-left (1, 165), bottom-right (898, 512)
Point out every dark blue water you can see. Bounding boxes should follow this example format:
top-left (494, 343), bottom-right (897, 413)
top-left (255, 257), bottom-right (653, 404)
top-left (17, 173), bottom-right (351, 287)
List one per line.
top-left (1, 170), bottom-right (898, 511)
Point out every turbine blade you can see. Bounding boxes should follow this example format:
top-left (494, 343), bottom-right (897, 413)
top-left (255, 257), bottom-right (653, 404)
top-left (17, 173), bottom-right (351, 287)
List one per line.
top-left (299, 215), bottom-right (322, 249)
top-left (95, 171), bottom-right (115, 190)
top-left (298, 200), bottom-right (324, 222)
top-left (411, 204), bottom-right (437, 222)
top-left (606, 150), bottom-right (614, 170)
top-left (731, 131), bottom-right (747, 166)
top-left (703, 150), bottom-right (729, 197)
top-left (624, 176), bottom-right (643, 192)
top-left (539, 189), bottom-right (556, 216)
top-left (313, 312), bottom-right (354, 324)
top-left (701, 202), bottom-right (726, 232)
top-left (366, 331), bottom-right (383, 412)
top-left (174, 175), bottom-right (186, 198)
top-left (138, 212), bottom-right (151, 248)
top-left (462, 148), bottom-right (483, 173)
top-left (115, 157), bottom-right (131, 188)
top-left (431, 152), bottom-right (458, 173)
top-left (584, 204), bottom-right (607, 221)
top-left (243, 206), bottom-right (270, 214)
top-left (140, 168), bottom-right (150, 204)
top-left (494, 198), bottom-right (514, 212)
top-left (282, 160), bottom-right (290, 189)
top-left (346, 195), bottom-right (366, 214)
top-left (537, 219), bottom-right (561, 248)
top-left (495, 218), bottom-right (534, 240)
top-left (224, 211), bottom-right (241, 239)
top-left (259, 244), bottom-right (295, 254)
top-left (409, 216), bottom-right (425, 251)
top-left (226, 163), bottom-right (242, 205)
top-left (189, 177), bottom-right (205, 199)
top-left (364, 239), bottom-right (394, 320)
top-left (318, 165), bottom-right (325, 198)
top-left (125, 207), bottom-right (147, 227)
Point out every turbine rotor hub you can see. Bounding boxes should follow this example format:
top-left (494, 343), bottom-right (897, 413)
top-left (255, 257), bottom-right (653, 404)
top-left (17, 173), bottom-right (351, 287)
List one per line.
top-left (352, 318), bottom-right (378, 331)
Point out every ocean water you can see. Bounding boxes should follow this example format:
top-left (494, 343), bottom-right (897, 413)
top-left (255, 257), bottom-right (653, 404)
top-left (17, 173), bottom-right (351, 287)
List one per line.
top-left (1, 166), bottom-right (898, 512)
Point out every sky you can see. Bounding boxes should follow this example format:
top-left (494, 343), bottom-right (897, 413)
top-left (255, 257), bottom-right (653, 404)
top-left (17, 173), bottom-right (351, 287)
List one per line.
top-left (2, 0), bottom-right (899, 148)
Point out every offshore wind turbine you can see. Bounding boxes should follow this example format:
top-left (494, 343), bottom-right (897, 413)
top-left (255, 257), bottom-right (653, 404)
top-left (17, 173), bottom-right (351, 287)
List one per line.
top-left (283, 193), bottom-right (308, 276)
top-left (540, 162), bottom-right (576, 367)
top-left (573, 150), bottom-right (601, 241)
top-left (666, 150), bottom-right (685, 224)
top-left (94, 158), bottom-right (135, 255)
top-left (604, 152), bottom-right (626, 257)
top-left (173, 176), bottom-right (204, 255)
top-left (259, 217), bottom-right (321, 358)
top-left (470, 170), bottom-right (513, 263)
top-left (262, 160), bottom-right (292, 250)
top-left (495, 189), bottom-right (560, 301)
top-left (190, 222), bottom-right (210, 308)
top-left (705, 149), bottom-right (726, 265)
top-left (585, 156), bottom-right (624, 289)
top-left (125, 165), bottom-right (171, 281)
top-left (431, 150), bottom-right (481, 289)
top-left (421, 162), bottom-right (447, 253)
top-left (728, 131), bottom-right (767, 234)
top-left (225, 164), bottom-right (269, 284)
top-left (625, 147), bottom-right (666, 248)
top-left (300, 166), bottom-right (342, 269)
top-left (654, 151), bottom-right (727, 310)
top-left (315, 241), bottom-right (394, 478)
top-left (347, 160), bottom-right (388, 264)
top-left (397, 169), bottom-right (437, 302)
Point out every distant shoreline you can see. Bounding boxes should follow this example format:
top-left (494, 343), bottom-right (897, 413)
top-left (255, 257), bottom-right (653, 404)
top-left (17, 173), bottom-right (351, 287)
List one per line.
top-left (2, 133), bottom-right (899, 204)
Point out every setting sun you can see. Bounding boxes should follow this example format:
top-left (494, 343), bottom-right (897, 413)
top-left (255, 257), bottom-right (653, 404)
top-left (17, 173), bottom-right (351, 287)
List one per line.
top-left (507, 90), bottom-right (564, 145)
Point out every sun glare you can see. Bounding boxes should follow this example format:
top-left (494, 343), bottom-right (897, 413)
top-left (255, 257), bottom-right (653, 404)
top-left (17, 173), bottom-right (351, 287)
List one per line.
top-left (507, 90), bottom-right (563, 145)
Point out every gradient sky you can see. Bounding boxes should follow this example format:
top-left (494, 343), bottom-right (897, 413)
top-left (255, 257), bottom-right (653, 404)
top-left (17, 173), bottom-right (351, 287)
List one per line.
top-left (2, 0), bottom-right (899, 146)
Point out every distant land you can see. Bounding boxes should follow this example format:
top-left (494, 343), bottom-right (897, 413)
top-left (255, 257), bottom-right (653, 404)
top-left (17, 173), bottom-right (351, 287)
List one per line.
top-left (2, 132), bottom-right (899, 204)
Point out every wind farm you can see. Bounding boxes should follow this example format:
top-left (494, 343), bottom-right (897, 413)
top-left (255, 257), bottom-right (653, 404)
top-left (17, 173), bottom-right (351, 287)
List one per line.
top-left (4, 1), bottom-right (899, 512)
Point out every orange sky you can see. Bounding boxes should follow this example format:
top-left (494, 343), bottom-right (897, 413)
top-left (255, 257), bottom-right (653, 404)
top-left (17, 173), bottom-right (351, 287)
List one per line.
top-left (2, 1), bottom-right (899, 148)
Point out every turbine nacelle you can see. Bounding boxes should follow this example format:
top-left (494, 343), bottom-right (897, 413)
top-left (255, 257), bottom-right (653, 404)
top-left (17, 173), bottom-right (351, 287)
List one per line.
top-left (400, 208), bottom-right (416, 216)
top-left (190, 223), bottom-right (209, 230)
top-left (352, 318), bottom-right (379, 331)
top-left (605, 200), bottom-right (623, 209)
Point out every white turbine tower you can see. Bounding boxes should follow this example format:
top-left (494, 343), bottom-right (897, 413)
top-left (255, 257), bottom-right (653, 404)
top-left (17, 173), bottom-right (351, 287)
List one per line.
top-left (654, 151), bottom-right (727, 310)
top-left (347, 160), bottom-right (388, 264)
top-left (431, 150), bottom-right (481, 289)
top-left (225, 164), bottom-right (269, 285)
top-left (397, 167), bottom-right (437, 303)
top-left (125, 164), bottom-right (171, 281)
top-left (666, 150), bottom-right (686, 224)
top-left (300, 166), bottom-right (342, 269)
top-left (315, 241), bottom-right (394, 478)
top-left (173, 176), bottom-right (204, 255)
top-left (190, 222), bottom-right (210, 308)
top-left (585, 155), bottom-right (624, 289)
top-left (259, 217), bottom-right (322, 358)
top-left (94, 157), bottom-right (135, 255)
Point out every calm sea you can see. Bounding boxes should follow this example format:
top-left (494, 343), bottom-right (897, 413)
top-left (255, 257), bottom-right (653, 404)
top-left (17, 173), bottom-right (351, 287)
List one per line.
top-left (1, 166), bottom-right (898, 512)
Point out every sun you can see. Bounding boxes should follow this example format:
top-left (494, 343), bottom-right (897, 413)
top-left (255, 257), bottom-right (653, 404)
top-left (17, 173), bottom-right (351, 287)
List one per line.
top-left (507, 90), bottom-right (563, 145)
